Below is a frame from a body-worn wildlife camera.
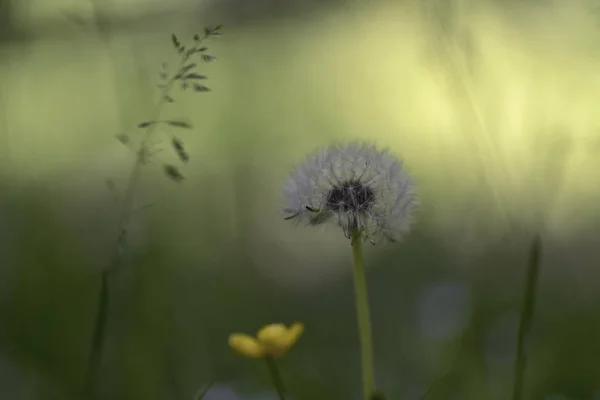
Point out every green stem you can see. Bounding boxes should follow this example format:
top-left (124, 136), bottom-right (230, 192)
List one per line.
top-left (82, 270), bottom-right (109, 398)
top-left (265, 357), bottom-right (287, 400)
top-left (351, 232), bottom-right (376, 400)
top-left (81, 77), bottom-right (168, 400)
top-left (81, 32), bottom-right (212, 398)
top-left (512, 234), bottom-right (542, 400)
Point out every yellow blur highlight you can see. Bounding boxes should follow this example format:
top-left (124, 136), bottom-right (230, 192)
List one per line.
top-left (1, 0), bottom-right (600, 283)
top-left (228, 322), bottom-right (304, 359)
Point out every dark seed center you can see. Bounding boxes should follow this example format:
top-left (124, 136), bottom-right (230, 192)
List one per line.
top-left (326, 179), bottom-right (374, 213)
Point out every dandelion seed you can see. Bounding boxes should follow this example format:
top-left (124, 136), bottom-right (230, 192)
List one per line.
top-left (282, 141), bottom-right (418, 244)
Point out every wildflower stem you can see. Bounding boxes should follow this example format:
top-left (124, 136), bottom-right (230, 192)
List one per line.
top-left (512, 234), bottom-right (542, 400)
top-left (265, 357), bottom-right (287, 400)
top-left (83, 71), bottom-right (171, 400)
top-left (351, 232), bottom-right (376, 400)
top-left (82, 34), bottom-right (211, 398)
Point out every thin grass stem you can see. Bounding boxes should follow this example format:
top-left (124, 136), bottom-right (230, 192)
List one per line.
top-left (512, 234), bottom-right (542, 400)
top-left (81, 33), bottom-right (211, 398)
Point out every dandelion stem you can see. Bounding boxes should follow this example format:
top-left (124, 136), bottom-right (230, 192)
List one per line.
top-left (351, 231), bottom-right (376, 400)
top-left (512, 234), bottom-right (542, 400)
top-left (265, 357), bottom-right (287, 400)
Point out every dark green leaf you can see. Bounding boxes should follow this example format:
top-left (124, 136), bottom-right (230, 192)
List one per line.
top-left (193, 84), bottom-right (211, 92)
top-left (202, 55), bottom-right (216, 62)
top-left (115, 133), bottom-right (129, 145)
top-left (171, 33), bottom-right (180, 49)
top-left (198, 47), bottom-right (208, 52)
top-left (163, 165), bottom-right (184, 182)
top-left (203, 27), bottom-right (210, 36)
top-left (175, 63), bottom-right (198, 79)
top-left (171, 137), bottom-right (189, 163)
top-left (164, 96), bottom-right (174, 103)
top-left (214, 24), bottom-right (223, 31)
top-left (182, 63), bottom-right (197, 73)
top-left (181, 82), bottom-right (189, 90)
top-left (184, 73), bottom-right (207, 80)
top-left (172, 137), bottom-right (184, 151)
top-left (193, 34), bottom-right (200, 41)
top-left (138, 121), bottom-right (156, 128)
top-left (166, 120), bottom-right (192, 128)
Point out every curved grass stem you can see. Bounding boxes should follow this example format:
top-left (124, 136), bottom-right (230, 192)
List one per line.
top-left (81, 34), bottom-right (211, 398)
top-left (512, 234), bottom-right (542, 400)
top-left (81, 89), bottom-right (169, 400)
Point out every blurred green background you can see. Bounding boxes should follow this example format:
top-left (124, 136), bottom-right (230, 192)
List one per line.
top-left (0, 0), bottom-right (600, 399)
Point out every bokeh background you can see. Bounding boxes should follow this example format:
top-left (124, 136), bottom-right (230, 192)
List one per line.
top-left (0, 0), bottom-right (599, 399)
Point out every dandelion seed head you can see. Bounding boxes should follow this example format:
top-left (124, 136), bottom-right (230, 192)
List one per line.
top-left (282, 141), bottom-right (418, 243)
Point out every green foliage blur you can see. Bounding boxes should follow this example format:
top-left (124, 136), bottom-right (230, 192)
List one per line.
top-left (0, 0), bottom-right (599, 399)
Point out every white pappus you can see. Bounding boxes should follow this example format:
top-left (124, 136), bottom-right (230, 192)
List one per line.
top-left (282, 141), bottom-right (419, 244)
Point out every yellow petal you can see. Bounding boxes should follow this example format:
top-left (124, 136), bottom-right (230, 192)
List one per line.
top-left (287, 322), bottom-right (304, 344)
top-left (278, 322), bottom-right (304, 352)
top-left (228, 333), bottom-right (265, 359)
top-left (257, 322), bottom-right (304, 358)
top-left (257, 324), bottom-right (288, 344)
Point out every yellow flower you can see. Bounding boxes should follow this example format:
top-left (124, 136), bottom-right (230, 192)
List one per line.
top-left (228, 322), bottom-right (304, 359)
